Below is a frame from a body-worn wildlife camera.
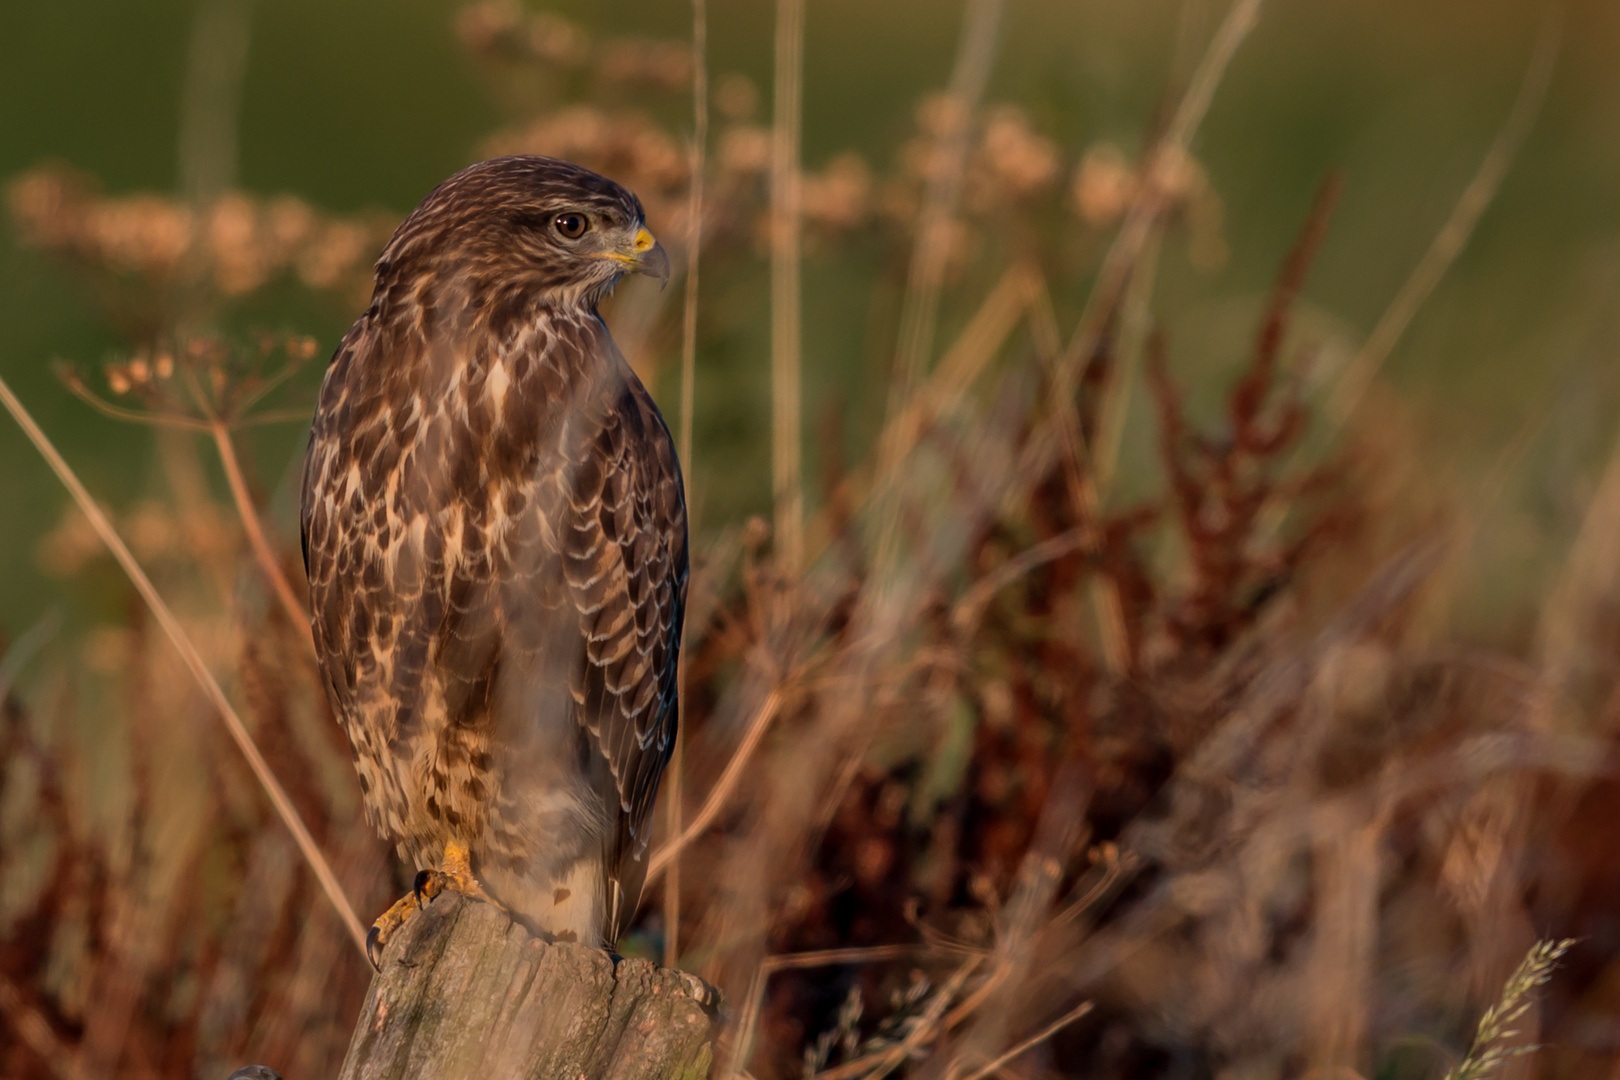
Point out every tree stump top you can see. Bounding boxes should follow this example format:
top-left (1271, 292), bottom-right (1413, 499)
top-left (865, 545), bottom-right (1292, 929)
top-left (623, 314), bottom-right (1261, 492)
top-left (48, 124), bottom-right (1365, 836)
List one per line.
top-left (339, 893), bottom-right (721, 1080)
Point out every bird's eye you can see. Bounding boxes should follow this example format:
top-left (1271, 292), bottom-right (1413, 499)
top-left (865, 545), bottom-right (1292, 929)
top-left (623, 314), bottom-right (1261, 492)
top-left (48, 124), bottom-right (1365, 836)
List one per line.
top-left (554, 213), bottom-right (589, 239)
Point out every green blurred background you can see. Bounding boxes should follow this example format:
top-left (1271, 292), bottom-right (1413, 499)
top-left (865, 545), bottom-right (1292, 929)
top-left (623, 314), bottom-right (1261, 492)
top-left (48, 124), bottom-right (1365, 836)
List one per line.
top-left (1, 0), bottom-right (1616, 642)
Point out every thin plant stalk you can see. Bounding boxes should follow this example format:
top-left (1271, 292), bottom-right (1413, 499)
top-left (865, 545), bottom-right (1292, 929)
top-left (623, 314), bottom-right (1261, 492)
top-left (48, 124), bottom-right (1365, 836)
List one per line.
top-left (1055, 0), bottom-right (1264, 386)
top-left (1023, 0), bottom-right (1265, 673)
top-left (666, 0), bottom-right (708, 972)
top-left (770, 0), bottom-right (806, 575)
top-left (1255, 18), bottom-right (1559, 546)
top-left (815, 261), bottom-right (1040, 562)
top-left (802, 262), bottom-right (1038, 573)
top-left (948, 1001), bottom-right (1094, 1080)
top-left (805, 958), bottom-right (986, 1080)
top-left (679, 10), bottom-right (707, 482)
top-left (869, 0), bottom-right (1005, 583)
top-left (1327, 13), bottom-right (1559, 426)
top-left (0, 372), bottom-right (369, 959)
top-left (1093, 227), bottom-right (1162, 500)
top-left (889, 0), bottom-right (1005, 400)
top-left (646, 685), bottom-right (784, 887)
top-left (209, 419), bottom-right (312, 642)
top-left (177, 0), bottom-right (254, 207)
top-left (57, 373), bottom-right (209, 430)
top-left (175, 0), bottom-right (254, 331)
top-left (730, 944), bottom-right (929, 1080)
top-left (873, 263), bottom-right (1037, 495)
top-left (1076, 226), bottom-right (1162, 676)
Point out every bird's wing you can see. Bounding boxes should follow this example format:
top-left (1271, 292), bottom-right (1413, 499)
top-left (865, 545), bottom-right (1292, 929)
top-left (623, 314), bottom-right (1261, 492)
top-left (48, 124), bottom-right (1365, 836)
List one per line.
top-left (301, 315), bottom-right (384, 731)
top-left (557, 364), bottom-right (688, 939)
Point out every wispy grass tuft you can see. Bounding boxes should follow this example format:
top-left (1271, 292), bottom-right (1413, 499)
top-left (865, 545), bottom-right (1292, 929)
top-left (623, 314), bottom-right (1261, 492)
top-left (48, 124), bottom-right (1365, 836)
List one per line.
top-left (1444, 939), bottom-right (1578, 1080)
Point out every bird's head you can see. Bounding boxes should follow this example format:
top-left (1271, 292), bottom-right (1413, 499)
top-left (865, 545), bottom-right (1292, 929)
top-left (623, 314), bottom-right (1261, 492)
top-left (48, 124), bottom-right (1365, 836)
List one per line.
top-left (374, 156), bottom-right (671, 318)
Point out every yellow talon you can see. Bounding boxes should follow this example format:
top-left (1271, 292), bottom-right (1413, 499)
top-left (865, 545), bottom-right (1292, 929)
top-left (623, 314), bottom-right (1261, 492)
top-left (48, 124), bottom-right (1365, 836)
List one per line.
top-left (366, 891), bottom-right (423, 969)
top-left (365, 840), bottom-right (505, 970)
top-left (414, 839), bottom-right (501, 907)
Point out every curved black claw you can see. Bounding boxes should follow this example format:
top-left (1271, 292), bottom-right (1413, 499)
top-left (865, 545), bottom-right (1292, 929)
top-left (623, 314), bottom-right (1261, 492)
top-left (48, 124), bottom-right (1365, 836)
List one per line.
top-left (366, 845), bottom-right (493, 973)
top-left (365, 925), bottom-right (384, 971)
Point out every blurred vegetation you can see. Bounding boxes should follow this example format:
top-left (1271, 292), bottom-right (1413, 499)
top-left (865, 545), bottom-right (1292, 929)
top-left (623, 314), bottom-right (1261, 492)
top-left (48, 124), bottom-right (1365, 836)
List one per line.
top-left (2, 0), bottom-right (1620, 639)
top-left (0, 0), bottom-right (1619, 1078)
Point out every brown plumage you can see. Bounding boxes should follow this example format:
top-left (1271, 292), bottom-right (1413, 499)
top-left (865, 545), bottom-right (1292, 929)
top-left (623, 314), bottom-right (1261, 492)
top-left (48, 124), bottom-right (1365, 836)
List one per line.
top-left (299, 156), bottom-right (685, 951)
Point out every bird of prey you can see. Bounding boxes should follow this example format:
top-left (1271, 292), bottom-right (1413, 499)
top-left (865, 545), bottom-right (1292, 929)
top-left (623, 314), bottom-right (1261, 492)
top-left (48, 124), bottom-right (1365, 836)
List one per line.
top-left (300, 156), bottom-right (685, 965)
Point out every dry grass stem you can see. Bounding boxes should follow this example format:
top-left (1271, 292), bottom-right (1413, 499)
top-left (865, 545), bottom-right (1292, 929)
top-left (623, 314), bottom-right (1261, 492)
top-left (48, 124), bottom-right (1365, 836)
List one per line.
top-left (176, 0), bottom-right (254, 207)
top-left (1328, 13), bottom-right (1559, 426)
top-left (992, 0), bottom-right (1281, 670)
top-left (770, 0), bottom-right (806, 575)
top-left (666, 0), bottom-right (709, 971)
top-left (1541, 416), bottom-right (1620, 692)
top-left (209, 420), bottom-right (312, 638)
top-left (647, 684), bottom-right (785, 886)
top-left (729, 945), bottom-right (933, 1080)
top-left (1056, 0), bottom-right (1264, 383)
top-left (948, 1000), bottom-right (1095, 1080)
top-left (875, 262), bottom-right (1039, 485)
top-left (0, 371), bottom-right (368, 958)
top-left (889, 0), bottom-right (1005, 400)
top-left (868, 0), bottom-right (1005, 583)
top-left (952, 525), bottom-right (1088, 633)
top-left (1091, 227), bottom-right (1161, 499)
top-left (57, 371), bottom-right (210, 430)
top-left (811, 958), bottom-right (984, 1080)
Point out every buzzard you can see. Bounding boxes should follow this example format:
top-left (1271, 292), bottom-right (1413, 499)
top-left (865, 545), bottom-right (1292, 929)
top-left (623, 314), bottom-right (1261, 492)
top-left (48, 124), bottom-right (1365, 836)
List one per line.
top-left (300, 156), bottom-right (686, 965)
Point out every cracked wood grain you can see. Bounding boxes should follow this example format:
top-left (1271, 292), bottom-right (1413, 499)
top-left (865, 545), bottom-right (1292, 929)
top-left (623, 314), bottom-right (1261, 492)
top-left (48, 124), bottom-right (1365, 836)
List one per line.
top-left (340, 893), bottom-right (720, 1080)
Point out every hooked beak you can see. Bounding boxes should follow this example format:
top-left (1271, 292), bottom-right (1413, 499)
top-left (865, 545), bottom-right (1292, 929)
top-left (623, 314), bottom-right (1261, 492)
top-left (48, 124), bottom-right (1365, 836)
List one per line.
top-left (630, 226), bottom-right (670, 287)
top-left (595, 226), bottom-right (671, 287)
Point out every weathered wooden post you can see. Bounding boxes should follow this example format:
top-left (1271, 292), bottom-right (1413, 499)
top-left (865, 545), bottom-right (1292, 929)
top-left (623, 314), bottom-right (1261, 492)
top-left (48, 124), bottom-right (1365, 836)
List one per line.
top-left (336, 893), bottom-right (721, 1080)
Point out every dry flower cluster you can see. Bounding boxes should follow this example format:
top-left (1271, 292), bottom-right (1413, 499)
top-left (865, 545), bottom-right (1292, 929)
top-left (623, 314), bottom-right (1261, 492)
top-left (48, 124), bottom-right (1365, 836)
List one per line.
top-left (7, 166), bottom-right (393, 338)
top-left (462, 0), bottom-right (1225, 282)
top-left (0, 4), bottom-right (1612, 1080)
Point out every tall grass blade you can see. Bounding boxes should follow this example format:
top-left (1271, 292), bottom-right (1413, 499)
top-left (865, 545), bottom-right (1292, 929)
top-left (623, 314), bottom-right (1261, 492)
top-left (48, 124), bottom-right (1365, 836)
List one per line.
top-left (0, 371), bottom-right (369, 959)
top-left (770, 0), bottom-right (806, 575)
